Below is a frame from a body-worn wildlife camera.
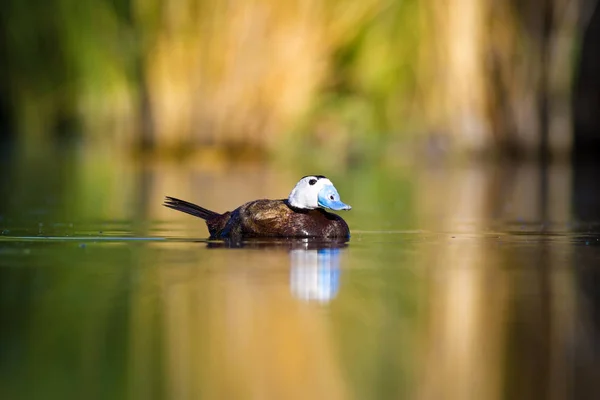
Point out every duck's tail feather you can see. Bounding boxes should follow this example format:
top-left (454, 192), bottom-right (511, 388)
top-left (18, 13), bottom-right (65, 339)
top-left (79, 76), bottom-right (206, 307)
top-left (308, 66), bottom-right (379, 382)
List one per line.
top-left (163, 196), bottom-right (221, 220)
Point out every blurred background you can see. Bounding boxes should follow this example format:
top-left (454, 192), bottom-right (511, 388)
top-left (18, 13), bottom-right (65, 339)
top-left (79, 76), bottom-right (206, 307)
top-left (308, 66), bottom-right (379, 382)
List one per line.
top-left (1, 1), bottom-right (600, 400)
top-left (1, 0), bottom-right (599, 163)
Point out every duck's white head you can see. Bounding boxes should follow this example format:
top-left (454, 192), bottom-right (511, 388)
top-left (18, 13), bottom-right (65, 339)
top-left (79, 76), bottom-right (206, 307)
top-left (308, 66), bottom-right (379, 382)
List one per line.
top-left (288, 175), bottom-right (351, 211)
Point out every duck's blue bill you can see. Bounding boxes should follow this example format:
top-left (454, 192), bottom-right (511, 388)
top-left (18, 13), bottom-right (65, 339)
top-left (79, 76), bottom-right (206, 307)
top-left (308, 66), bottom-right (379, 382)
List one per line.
top-left (318, 185), bottom-right (352, 211)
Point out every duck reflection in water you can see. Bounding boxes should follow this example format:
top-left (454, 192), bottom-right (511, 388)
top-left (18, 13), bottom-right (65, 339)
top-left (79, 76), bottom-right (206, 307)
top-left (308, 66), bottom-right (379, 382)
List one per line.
top-left (207, 238), bottom-right (346, 303)
top-left (290, 247), bottom-right (341, 303)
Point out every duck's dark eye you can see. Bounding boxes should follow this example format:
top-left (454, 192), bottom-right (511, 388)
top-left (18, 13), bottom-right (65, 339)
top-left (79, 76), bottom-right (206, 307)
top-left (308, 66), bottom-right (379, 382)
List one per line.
top-left (309, 179), bottom-right (317, 185)
top-left (329, 195), bottom-right (334, 200)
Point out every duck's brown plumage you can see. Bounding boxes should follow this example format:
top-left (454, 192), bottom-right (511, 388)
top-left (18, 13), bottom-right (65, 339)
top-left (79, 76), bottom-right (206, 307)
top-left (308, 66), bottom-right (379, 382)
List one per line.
top-left (164, 197), bottom-right (350, 239)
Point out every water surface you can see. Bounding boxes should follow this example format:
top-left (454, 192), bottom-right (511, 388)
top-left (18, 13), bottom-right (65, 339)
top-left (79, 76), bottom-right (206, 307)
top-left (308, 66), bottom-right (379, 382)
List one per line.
top-left (1, 155), bottom-right (599, 400)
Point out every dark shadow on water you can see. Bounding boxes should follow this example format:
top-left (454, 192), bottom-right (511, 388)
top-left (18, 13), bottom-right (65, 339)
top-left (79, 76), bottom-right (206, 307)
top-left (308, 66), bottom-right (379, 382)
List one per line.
top-left (571, 158), bottom-right (600, 398)
top-left (206, 237), bottom-right (349, 250)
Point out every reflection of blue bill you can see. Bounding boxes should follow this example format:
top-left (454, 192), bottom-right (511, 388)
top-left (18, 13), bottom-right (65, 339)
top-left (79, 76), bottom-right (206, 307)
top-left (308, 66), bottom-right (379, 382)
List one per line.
top-left (290, 248), bottom-right (341, 303)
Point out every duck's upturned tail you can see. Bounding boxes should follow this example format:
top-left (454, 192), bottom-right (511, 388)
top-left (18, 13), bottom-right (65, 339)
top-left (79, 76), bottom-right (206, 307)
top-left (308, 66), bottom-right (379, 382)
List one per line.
top-left (163, 196), bottom-right (221, 220)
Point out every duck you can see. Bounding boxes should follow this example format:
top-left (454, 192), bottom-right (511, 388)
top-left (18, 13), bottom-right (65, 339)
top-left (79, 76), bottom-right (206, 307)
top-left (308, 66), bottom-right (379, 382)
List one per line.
top-left (163, 175), bottom-right (351, 239)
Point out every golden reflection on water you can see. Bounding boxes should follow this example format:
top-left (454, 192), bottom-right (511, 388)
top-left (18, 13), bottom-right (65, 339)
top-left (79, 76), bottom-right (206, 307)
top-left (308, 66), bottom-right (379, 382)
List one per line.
top-left (2, 155), bottom-right (600, 400)
top-left (129, 242), bottom-right (348, 400)
top-left (415, 163), bottom-right (577, 400)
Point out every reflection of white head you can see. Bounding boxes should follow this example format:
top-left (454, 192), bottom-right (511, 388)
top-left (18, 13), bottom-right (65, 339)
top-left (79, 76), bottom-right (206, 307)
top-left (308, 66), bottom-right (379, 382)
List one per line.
top-left (290, 249), bottom-right (340, 303)
top-left (288, 176), bottom-right (351, 211)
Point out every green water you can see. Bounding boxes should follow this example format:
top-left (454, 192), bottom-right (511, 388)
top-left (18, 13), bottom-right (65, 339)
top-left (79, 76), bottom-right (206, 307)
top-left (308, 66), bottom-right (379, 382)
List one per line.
top-left (1, 151), bottom-right (599, 400)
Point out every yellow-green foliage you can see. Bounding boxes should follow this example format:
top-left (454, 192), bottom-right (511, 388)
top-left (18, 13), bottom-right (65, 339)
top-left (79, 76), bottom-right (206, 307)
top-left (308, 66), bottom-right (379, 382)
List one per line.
top-left (1, 0), bottom-right (577, 159)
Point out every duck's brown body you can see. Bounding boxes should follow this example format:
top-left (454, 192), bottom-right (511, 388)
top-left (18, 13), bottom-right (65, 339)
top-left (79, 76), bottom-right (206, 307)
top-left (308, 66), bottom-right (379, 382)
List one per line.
top-left (164, 197), bottom-right (350, 239)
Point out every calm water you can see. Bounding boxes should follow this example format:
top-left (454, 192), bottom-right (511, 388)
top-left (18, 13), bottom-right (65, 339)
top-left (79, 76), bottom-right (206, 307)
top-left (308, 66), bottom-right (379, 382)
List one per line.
top-left (1, 152), bottom-right (600, 400)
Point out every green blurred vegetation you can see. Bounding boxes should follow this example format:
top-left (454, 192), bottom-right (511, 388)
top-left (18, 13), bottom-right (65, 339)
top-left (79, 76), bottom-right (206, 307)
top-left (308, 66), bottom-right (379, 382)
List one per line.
top-left (0, 0), bottom-right (583, 160)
